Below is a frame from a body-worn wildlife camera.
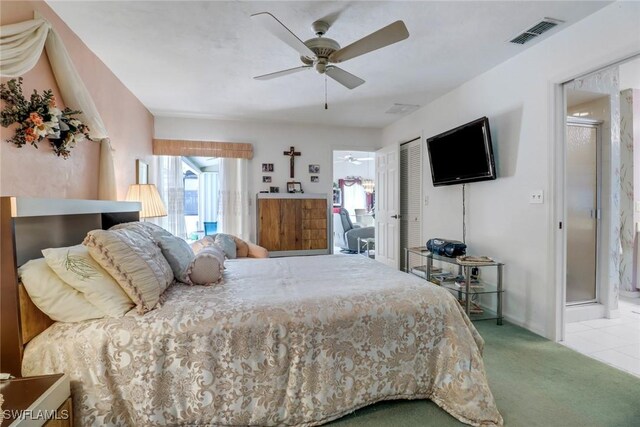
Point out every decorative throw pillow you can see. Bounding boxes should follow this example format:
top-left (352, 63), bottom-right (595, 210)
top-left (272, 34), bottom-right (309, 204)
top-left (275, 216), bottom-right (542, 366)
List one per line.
top-left (19, 258), bottom-right (107, 322)
top-left (84, 229), bottom-right (174, 313)
top-left (187, 247), bottom-right (225, 286)
top-left (110, 221), bottom-right (173, 241)
top-left (247, 242), bottom-right (270, 259)
top-left (233, 236), bottom-right (250, 258)
top-left (214, 233), bottom-right (237, 259)
top-left (156, 235), bottom-right (195, 284)
top-left (42, 245), bottom-right (134, 318)
top-left (190, 235), bottom-right (216, 255)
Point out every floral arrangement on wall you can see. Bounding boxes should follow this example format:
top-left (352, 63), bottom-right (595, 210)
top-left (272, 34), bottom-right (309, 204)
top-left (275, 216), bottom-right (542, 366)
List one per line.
top-left (0, 77), bottom-right (91, 158)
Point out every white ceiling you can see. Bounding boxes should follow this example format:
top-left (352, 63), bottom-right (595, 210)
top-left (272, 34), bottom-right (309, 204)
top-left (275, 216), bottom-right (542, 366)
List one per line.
top-left (47, 1), bottom-right (611, 128)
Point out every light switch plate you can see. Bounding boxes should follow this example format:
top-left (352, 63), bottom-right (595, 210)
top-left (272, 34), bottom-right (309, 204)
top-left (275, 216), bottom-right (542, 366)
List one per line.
top-left (529, 190), bottom-right (544, 204)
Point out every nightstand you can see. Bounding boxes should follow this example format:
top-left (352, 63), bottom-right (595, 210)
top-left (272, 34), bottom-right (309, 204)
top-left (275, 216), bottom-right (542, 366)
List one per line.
top-left (0, 374), bottom-right (72, 427)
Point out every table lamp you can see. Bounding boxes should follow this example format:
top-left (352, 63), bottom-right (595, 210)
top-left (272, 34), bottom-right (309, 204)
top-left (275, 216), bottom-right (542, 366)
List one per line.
top-left (125, 184), bottom-right (167, 220)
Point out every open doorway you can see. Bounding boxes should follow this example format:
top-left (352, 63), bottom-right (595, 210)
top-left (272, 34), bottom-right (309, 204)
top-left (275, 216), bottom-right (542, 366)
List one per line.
top-left (332, 150), bottom-right (376, 256)
top-left (182, 156), bottom-right (219, 241)
top-left (559, 56), bottom-right (640, 377)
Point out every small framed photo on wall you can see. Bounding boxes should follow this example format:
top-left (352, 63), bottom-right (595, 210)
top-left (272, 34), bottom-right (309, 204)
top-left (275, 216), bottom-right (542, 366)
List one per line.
top-left (310, 176), bottom-right (319, 183)
top-left (262, 163), bottom-right (274, 172)
top-left (136, 159), bottom-right (148, 184)
top-left (308, 164), bottom-right (320, 173)
top-left (263, 176), bottom-right (272, 183)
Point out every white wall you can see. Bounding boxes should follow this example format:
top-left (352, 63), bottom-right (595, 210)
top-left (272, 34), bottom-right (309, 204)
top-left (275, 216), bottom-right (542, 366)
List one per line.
top-left (154, 117), bottom-right (382, 241)
top-left (381, 2), bottom-right (640, 338)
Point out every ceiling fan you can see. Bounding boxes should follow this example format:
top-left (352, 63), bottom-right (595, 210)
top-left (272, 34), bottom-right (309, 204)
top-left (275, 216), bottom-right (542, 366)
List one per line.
top-left (251, 12), bottom-right (410, 90)
top-left (336, 154), bottom-right (374, 165)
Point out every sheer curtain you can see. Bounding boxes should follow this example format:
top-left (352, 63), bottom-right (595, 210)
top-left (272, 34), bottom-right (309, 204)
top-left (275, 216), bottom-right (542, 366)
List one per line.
top-left (217, 158), bottom-right (250, 240)
top-left (343, 183), bottom-right (367, 215)
top-left (198, 172), bottom-right (218, 224)
top-left (150, 156), bottom-right (186, 238)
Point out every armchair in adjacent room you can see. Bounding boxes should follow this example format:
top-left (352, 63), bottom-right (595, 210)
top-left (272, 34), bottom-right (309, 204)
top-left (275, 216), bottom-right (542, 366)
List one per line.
top-left (333, 208), bottom-right (374, 253)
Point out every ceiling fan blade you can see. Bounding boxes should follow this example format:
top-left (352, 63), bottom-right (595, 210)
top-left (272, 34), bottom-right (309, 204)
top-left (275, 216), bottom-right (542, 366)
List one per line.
top-left (325, 66), bottom-right (365, 89)
top-left (254, 66), bottom-right (312, 80)
top-left (329, 20), bottom-right (409, 64)
top-left (356, 157), bottom-right (374, 161)
top-left (352, 160), bottom-right (363, 165)
top-left (251, 12), bottom-right (316, 58)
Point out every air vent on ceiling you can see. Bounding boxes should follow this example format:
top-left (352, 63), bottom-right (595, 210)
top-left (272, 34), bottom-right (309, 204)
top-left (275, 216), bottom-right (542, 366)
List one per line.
top-left (509, 17), bottom-right (564, 45)
top-left (386, 103), bottom-right (420, 115)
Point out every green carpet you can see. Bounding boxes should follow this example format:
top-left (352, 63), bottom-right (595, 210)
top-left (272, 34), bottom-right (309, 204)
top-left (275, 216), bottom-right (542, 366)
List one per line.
top-left (329, 322), bottom-right (640, 427)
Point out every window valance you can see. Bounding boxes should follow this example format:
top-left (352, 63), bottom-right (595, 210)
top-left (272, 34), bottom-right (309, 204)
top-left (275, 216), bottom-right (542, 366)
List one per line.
top-left (153, 139), bottom-right (253, 160)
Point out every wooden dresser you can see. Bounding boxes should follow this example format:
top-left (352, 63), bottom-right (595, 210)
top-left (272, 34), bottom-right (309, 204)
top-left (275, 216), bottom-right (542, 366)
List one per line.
top-left (257, 193), bottom-right (330, 256)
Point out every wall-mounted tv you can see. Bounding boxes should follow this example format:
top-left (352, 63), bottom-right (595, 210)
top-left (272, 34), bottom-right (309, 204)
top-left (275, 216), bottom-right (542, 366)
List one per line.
top-left (426, 117), bottom-right (496, 187)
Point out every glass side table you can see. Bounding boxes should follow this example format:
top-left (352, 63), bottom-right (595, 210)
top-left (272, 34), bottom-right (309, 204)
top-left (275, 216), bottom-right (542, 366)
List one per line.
top-left (405, 247), bottom-right (504, 325)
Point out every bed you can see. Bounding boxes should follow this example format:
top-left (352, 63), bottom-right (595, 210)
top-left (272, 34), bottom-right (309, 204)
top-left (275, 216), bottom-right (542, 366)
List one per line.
top-left (2, 197), bottom-right (503, 426)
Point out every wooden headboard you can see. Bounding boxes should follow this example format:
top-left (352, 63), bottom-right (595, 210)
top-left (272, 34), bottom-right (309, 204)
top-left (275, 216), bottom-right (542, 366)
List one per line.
top-left (0, 197), bottom-right (140, 377)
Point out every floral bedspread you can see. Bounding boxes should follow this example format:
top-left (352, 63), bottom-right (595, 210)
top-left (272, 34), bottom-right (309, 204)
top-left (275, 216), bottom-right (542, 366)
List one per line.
top-left (23, 255), bottom-right (503, 426)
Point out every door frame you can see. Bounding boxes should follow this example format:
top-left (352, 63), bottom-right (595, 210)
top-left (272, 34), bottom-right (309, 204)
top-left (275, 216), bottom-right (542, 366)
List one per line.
top-left (565, 117), bottom-right (604, 306)
top-left (330, 146), bottom-right (379, 252)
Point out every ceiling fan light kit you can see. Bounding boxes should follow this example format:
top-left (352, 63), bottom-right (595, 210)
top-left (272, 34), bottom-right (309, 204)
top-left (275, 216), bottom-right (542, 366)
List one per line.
top-left (251, 11), bottom-right (410, 101)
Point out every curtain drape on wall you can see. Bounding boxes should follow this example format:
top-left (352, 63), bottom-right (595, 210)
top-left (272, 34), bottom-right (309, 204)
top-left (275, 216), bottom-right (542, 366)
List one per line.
top-left (218, 158), bottom-right (249, 240)
top-left (0, 16), bottom-right (116, 199)
top-left (198, 172), bottom-right (219, 224)
top-left (150, 156), bottom-right (186, 238)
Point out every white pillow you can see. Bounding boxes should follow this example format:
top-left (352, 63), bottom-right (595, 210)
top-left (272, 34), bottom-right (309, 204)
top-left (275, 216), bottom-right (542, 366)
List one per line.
top-left (18, 258), bottom-right (106, 322)
top-left (42, 245), bottom-right (134, 318)
top-left (84, 228), bottom-right (174, 313)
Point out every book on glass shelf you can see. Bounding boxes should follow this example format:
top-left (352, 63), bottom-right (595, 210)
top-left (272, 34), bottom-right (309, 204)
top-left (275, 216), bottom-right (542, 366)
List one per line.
top-left (431, 272), bottom-right (455, 284)
top-left (454, 280), bottom-right (484, 290)
top-left (457, 300), bottom-right (484, 314)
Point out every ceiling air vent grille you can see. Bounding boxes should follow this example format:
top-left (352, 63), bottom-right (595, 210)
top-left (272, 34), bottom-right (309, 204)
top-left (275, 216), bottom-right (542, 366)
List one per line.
top-left (509, 17), bottom-right (564, 45)
top-left (386, 103), bottom-right (420, 115)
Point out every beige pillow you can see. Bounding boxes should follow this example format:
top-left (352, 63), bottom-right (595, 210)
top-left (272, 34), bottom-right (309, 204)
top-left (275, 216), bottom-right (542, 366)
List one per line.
top-left (84, 229), bottom-right (174, 313)
top-left (42, 245), bottom-right (134, 318)
top-left (233, 236), bottom-right (250, 258)
top-left (110, 221), bottom-right (173, 241)
top-left (190, 235), bottom-right (216, 255)
top-left (247, 242), bottom-right (269, 258)
top-left (188, 247), bottom-right (224, 286)
top-left (19, 258), bottom-right (106, 322)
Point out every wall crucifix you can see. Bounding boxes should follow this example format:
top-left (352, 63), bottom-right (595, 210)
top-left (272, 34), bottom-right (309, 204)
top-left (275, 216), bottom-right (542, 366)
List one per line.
top-left (283, 146), bottom-right (301, 178)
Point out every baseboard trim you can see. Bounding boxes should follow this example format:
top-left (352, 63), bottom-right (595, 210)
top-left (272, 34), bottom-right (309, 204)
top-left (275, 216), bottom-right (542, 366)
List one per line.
top-left (620, 290), bottom-right (640, 299)
top-left (501, 313), bottom-right (548, 339)
top-left (565, 303), bottom-right (606, 323)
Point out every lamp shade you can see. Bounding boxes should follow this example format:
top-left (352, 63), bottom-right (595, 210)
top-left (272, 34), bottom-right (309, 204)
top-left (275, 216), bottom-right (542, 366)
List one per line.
top-left (125, 184), bottom-right (167, 219)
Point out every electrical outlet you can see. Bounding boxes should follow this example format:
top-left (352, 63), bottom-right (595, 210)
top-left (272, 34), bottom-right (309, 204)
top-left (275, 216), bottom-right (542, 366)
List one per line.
top-left (529, 190), bottom-right (544, 204)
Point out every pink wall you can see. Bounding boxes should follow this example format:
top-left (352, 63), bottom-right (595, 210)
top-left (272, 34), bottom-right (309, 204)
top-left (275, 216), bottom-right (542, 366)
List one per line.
top-left (0, 1), bottom-right (153, 200)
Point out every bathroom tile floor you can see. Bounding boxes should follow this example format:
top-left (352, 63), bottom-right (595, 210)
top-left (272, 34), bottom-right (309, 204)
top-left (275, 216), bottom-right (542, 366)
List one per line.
top-left (561, 297), bottom-right (640, 378)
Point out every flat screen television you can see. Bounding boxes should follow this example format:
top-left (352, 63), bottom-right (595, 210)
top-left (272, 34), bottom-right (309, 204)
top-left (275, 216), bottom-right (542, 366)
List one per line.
top-left (426, 117), bottom-right (496, 186)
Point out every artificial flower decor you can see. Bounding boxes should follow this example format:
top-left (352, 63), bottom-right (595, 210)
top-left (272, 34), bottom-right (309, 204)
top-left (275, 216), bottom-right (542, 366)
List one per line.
top-left (0, 77), bottom-right (91, 158)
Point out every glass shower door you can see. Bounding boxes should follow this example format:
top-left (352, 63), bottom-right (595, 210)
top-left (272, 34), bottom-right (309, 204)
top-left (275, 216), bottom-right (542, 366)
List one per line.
top-left (566, 120), bottom-right (600, 305)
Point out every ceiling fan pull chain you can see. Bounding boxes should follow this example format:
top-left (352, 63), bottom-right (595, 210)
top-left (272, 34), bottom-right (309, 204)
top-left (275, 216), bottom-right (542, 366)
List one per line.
top-left (325, 75), bottom-right (328, 110)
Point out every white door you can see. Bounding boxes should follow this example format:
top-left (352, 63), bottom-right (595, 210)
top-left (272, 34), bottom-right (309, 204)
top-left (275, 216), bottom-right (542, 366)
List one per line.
top-left (375, 144), bottom-right (400, 268)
